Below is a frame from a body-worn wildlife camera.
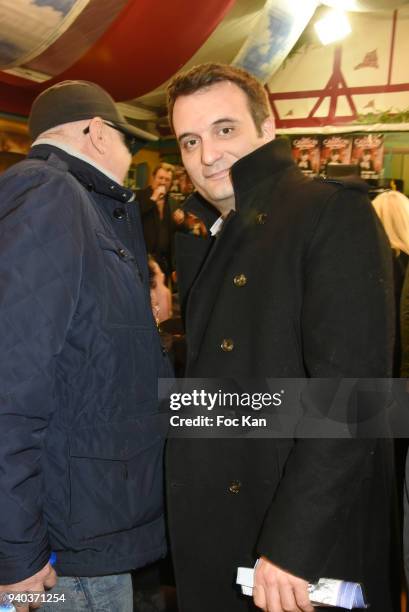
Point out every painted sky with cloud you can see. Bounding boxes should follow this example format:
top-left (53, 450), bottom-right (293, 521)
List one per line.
top-left (0, 0), bottom-right (77, 66)
top-left (33, 0), bottom-right (77, 17)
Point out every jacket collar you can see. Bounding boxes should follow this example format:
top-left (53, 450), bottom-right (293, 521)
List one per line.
top-left (184, 138), bottom-right (295, 229)
top-left (28, 144), bottom-right (134, 203)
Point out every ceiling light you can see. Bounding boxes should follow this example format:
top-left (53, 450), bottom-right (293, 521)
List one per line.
top-left (314, 9), bottom-right (352, 45)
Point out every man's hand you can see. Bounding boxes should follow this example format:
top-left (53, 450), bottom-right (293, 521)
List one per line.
top-left (253, 557), bottom-right (314, 612)
top-left (172, 209), bottom-right (185, 225)
top-left (151, 185), bottom-right (166, 202)
top-left (0, 562), bottom-right (57, 612)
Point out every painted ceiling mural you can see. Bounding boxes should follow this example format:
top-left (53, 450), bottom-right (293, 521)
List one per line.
top-left (232, 0), bottom-right (318, 81)
top-left (0, 0), bottom-right (88, 69)
top-left (0, 0), bottom-right (409, 131)
top-left (0, 0), bottom-right (236, 116)
top-left (0, 0), bottom-right (134, 82)
top-left (266, 4), bottom-right (409, 128)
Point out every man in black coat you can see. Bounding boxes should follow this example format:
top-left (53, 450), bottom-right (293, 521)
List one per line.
top-left (137, 162), bottom-right (182, 277)
top-left (165, 63), bottom-right (397, 611)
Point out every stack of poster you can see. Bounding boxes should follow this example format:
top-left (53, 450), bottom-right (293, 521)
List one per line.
top-left (290, 136), bottom-right (321, 176)
top-left (351, 134), bottom-right (384, 179)
top-left (289, 133), bottom-right (385, 181)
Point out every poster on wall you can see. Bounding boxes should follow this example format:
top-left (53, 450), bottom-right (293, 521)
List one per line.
top-left (290, 136), bottom-right (321, 176)
top-left (320, 135), bottom-right (353, 172)
top-left (351, 134), bottom-right (384, 179)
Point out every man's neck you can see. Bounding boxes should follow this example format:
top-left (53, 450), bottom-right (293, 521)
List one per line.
top-left (213, 199), bottom-right (235, 218)
top-left (32, 138), bottom-right (123, 184)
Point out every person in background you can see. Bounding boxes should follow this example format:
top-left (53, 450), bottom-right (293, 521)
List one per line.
top-left (372, 190), bottom-right (409, 376)
top-left (168, 169), bottom-right (207, 239)
top-left (148, 256), bottom-right (173, 324)
top-left (137, 162), bottom-right (184, 277)
top-left (0, 80), bottom-right (169, 612)
top-left (165, 62), bottom-right (397, 612)
top-left (176, 169), bottom-right (195, 204)
top-left (372, 190), bottom-right (409, 597)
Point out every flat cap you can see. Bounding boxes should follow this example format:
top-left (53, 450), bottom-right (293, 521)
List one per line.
top-left (29, 80), bottom-right (154, 141)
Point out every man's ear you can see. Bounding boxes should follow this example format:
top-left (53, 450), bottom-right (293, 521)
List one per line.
top-left (87, 117), bottom-right (106, 154)
top-left (261, 115), bottom-right (275, 142)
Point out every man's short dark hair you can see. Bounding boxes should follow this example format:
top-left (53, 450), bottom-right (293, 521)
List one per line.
top-left (166, 63), bottom-right (271, 137)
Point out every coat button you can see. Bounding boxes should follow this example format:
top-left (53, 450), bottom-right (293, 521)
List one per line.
top-left (233, 274), bottom-right (247, 287)
top-left (113, 207), bottom-right (125, 220)
top-left (221, 338), bottom-right (234, 352)
top-left (228, 480), bottom-right (241, 494)
top-left (117, 248), bottom-right (126, 259)
top-left (256, 212), bottom-right (267, 225)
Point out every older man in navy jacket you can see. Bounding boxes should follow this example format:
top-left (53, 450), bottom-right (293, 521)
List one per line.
top-left (0, 81), bottom-right (168, 611)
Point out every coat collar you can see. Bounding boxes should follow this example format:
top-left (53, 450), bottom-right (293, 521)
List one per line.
top-left (184, 138), bottom-right (295, 228)
top-left (28, 144), bottom-right (134, 203)
top-left (231, 136), bottom-right (295, 198)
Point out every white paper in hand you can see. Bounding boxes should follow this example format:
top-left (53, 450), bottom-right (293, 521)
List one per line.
top-left (236, 565), bottom-right (368, 609)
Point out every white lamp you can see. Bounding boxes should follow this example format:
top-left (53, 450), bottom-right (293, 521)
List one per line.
top-left (314, 9), bottom-right (352, 44)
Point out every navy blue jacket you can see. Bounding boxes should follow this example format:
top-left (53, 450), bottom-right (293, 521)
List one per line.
top-left (0, 145), bottom-right (169, 583)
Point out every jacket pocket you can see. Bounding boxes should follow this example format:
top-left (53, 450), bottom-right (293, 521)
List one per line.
top-left (68, 418), bottom-right (164, 540)
top-left (96, 231), bottom-right (150, 327)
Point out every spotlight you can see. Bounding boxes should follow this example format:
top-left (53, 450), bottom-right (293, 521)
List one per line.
top-left (314, 9), bottom-right (352, 45)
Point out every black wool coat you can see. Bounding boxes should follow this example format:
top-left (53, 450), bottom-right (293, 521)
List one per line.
top-left (166, 139), bottom-right (398, 612)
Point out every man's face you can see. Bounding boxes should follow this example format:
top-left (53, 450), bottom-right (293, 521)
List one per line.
top-left (152, 169), bottom-right (173, 193)
top-left (172, 81), bottom-right (274, 212)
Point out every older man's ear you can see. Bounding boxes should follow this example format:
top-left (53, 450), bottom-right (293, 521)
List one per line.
top-left (86, 117), bottom-right (106, 154)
